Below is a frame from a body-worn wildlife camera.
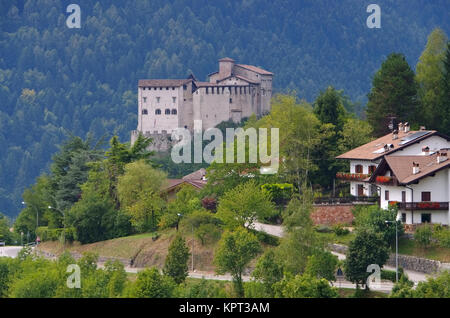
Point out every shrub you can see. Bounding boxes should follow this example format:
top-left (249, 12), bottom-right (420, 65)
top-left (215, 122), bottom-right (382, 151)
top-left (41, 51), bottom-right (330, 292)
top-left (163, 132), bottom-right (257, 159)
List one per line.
top-left (261, 183), bottom-right (293, 206)
top-left (414, 224), bottom-right (433, 248)
top-left (433, 227), bottom-right (450, 248)
top-left (249, 229), bottom-right (280, 246)
top-left (332, 224), bottom-right (350, 236)
top-left (381, 267), bottom-right (407, 282)
top-left (315, 225), bottom-right (333, 233)
top-left (201, 197), bottom-right (217, 212)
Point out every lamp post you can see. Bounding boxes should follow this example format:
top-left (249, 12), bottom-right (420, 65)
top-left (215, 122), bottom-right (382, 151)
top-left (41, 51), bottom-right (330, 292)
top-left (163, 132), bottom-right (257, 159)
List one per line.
top-left (48, 205), bottom-right (65, 246)
top-left (385, 215), bottom-right (401, 282)
top-left (21, 201), bottom-right (39, 230)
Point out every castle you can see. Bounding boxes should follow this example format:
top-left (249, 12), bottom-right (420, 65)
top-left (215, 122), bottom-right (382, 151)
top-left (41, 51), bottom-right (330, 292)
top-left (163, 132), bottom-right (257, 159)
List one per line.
top-left (131, 58), bottom-right (273, 151)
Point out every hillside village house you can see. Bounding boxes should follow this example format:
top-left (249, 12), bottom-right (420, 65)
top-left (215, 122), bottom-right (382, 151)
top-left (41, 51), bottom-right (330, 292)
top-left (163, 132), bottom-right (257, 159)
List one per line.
top-left (336, 122), bottom-right (450, 226)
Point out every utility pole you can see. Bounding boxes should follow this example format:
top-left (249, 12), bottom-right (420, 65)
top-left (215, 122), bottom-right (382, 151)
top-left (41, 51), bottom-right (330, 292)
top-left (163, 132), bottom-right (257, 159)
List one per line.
top-left (191, 224), bottom-right (194, 272)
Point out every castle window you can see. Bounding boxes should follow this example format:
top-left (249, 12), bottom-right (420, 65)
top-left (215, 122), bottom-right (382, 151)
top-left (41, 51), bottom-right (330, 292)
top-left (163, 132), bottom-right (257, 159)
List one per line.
top-left (211, 87), bottom-right (214, 94)
top-left (183, 85), bottom-right (187, 90)
top-left (222, 87), bottom-right (225, 94)
top-left (165, 109), bottom-right (171, 115)
top-left (156, 97), bottom-right (160, 103)
top-left (235, 87), bottom-right (238, 94)
top-left (160, 87), bottom-right (163, 90)
top-left (206, 87), bottom-right (209, 94)
top-left (155, 109), bottom-right (161, 115)
top-left (171, 109), bottom-right (177, 115)
top-left (217, 87), bottom-right (220, 94)
top-left (166, 87), bottom-right (169, 90)
top-left (172, 97), bottom-right (176, 103)
top-left (143, 97), bottom-right (147, 103)
top-left (142, 109), bottom-right (148, 115)
top-left (172, 87), bottom-right (175, 90)
top-left (230, 98), bottom-right (232, 103)
top-left (240, 87), bottom-right (242, 94)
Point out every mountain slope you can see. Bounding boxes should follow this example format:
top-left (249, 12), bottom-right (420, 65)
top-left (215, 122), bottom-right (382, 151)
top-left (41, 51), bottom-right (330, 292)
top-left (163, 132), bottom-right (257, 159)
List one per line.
top-left (0, 0), bottom-right (449, 217)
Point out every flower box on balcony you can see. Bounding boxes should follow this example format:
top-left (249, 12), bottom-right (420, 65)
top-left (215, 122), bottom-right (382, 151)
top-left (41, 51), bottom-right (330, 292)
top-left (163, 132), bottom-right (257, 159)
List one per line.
top-left (336, 172), bottom-right (370, 181)
top-left (376, 176), bottom-right (392, 183)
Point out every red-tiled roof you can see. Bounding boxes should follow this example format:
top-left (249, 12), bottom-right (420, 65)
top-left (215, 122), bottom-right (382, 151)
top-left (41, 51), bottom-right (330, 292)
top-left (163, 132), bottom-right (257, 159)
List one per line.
top-left (336, 130), bottom-right (445, 161)
top-left (370, 150), bottom-right (450, 184)
top-left (235, 64), bottom-right (273, 75)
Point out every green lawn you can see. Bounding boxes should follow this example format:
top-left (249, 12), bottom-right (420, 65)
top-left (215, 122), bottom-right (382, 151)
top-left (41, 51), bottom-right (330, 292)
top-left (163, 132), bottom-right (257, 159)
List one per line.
top-left (316, 231), bottom-right (355, 245)
top-left (396, 237), bottom-right (450, 262)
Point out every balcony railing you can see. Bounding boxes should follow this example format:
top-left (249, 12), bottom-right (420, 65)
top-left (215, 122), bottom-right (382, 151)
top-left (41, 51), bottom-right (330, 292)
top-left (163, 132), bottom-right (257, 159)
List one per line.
top-left (314, 196), bottom-right (379, 205)
top-left (389, 201), bottom-right (449, 210)
top-left (336, 172), bottom-right (370, 182)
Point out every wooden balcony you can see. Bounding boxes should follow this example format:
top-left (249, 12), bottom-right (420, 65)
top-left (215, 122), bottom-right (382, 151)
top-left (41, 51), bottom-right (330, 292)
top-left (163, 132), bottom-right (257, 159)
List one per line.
top-left (389, 201), bottom-right (449, 210)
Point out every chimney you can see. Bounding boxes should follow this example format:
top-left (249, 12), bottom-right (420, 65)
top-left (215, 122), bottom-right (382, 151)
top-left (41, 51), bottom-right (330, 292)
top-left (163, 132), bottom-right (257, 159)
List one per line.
top-left (404, 122), bottom-right (410, 133)
top-left (398, 122), bottom-right (404, 132)
top-left (412, 162), bottom-right (420, 175)
top-left (437, 151), bottom-right (448, 164)
top-left (422, 146), bottom-right (430, 155)
top-left (419, 126), bottom-right (426, 131)
top-left (392, 130), bottom-right (398, 140)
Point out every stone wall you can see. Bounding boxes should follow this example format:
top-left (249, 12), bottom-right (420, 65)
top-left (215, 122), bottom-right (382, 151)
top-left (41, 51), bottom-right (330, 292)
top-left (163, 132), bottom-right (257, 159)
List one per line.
top-left (311, 204), bottom-right (354, 225)
top-left (385, 254), bottom-right (441, 274)
top-left (328, 244), bottom-right (447, 274)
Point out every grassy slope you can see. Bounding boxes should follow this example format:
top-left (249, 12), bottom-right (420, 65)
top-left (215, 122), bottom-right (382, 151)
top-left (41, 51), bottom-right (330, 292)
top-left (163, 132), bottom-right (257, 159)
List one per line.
top-left (317, 231), bottom-right (450, 262)
top-left (37, 227), bottom-right (268, 272)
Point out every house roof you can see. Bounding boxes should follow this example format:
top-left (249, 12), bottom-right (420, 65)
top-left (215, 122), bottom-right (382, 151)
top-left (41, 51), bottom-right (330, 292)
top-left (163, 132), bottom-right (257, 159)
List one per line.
top-left (336, 130), bottom-right (450, 161)
top-left (138, 79), bottom-right (191, 87)
top-left (219, 57), bottom-right (235, 62)
top-left (235, 64), bottom-right (273, 75)
top-left (369, 150), bottom-right (450, 185)
top-left (182, 168), bottom-right (206, 181)
top-left (162, 179), bottom-right (207, 192)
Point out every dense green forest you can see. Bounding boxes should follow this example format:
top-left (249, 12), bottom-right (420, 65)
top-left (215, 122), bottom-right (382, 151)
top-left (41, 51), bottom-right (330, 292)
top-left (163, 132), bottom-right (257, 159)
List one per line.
top-left (0, 0), bottom-right (449, 218)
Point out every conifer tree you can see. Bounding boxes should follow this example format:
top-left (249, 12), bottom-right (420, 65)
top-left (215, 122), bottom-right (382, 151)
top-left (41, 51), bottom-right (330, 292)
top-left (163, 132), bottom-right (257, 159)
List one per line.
top-left (366, 53), bottom-right (418, 137)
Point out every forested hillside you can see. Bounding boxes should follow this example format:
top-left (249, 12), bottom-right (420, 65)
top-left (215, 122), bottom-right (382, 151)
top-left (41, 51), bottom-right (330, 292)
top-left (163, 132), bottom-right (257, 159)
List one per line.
top-left (0, 0), bottom-right (449, 217)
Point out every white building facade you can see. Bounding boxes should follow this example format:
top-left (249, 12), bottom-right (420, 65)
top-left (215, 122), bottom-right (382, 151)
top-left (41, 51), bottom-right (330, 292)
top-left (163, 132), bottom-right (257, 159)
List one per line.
top-left (336, 123), bottom-right (450, 225)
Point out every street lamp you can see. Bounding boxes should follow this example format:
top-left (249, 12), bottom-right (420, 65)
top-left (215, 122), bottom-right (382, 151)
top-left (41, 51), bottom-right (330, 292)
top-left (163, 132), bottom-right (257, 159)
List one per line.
top-left (48, 205), bottom-right (65, 246)
top-left (22, 201), bottom-right (39, 230)
top-left (385, 214), bottom-right (402, 282)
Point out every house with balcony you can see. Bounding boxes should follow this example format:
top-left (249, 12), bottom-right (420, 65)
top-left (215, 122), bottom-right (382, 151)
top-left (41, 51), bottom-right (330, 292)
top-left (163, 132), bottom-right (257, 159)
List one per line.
top-left (368, 150), bottom-right (450, 226)
top-left (336, 122), bottom-right (450, 200)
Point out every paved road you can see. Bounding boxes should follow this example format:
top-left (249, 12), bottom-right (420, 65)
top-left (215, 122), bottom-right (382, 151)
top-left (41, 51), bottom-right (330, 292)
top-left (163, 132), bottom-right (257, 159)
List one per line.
top-left (0, 246), bottom-right (24, 258)
top-left (255, 222), bottom-right (430, 286)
